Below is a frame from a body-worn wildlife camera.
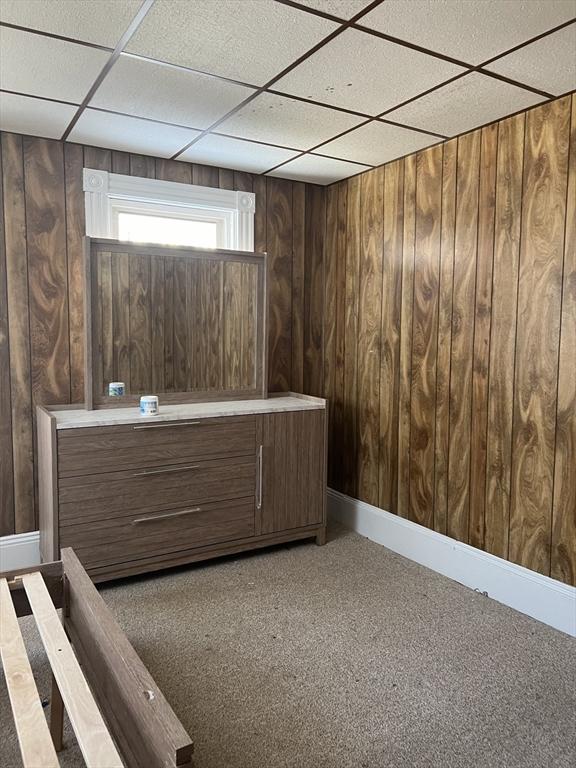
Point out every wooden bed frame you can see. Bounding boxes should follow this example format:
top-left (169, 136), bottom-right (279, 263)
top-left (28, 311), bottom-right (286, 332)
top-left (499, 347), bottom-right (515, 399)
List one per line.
top-left (0, 548), bottom-right (194, 768)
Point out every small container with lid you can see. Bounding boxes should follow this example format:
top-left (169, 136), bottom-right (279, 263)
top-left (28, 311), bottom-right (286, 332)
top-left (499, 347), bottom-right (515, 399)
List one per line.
top-left (139, 395), bottom-right (159, 416)
top-left (108, 382), bottom-right (125, 397)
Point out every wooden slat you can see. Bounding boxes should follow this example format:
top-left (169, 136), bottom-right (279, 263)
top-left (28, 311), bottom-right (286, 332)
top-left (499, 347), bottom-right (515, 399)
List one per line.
top-left (323, 183), bottom-right (338, 480)
top-left (84, 147), bottom-right (111, 171)
top-left (291, 182), bottom-right (306, 392)
top-left (433, 139), bottom-right (456, 534)
top-left (266, 178), bottom-right (292, 391)
top-left (409, 145), bottom-right (442, 527)
top-left (484, 114), bottom-right (525, 558)
top-left (129, 154), bottom-right (155, 178)
top-left (155, 158), bottom-right (191, 184)
top-left (447, 130), bottom-right (480, 542)
top-left (332, 181), bottom-right (348, 491)
top-left (357, 167), bottom-right (383, 506)
top-left (0, 136), bottom-right (14, 533)
top-left (193, 164), bottom-right (219, 187)
top-left (304, 184), bottom-right (325, 397)
top-left (223, 261), bottom-right (243, 388)
top-left (129, 252), bottom-right (152, 393)
top-left (509, 97), bottom-right (570, 575)
top-left (98, 252), bottom-right (113, 389)
top-left (469, 123), bottom-right (498, 549)
top-left (64, 142), bottom-right (86, 402)
top-left (111, 252), bottom-right (131, 389)
top-left (379, 160), bottom-right (403, 514)
top-left (2, 133), bottom-right (34, 533)
top-left (150, 255), bottom-right (165, 392)
top-left (22, 571), bottom-right (123, 767)
top-left (551, 94), bottom-right (576, 585)
top-left (111, 151), bottom-right (130, 174)
top-left (397, 154), bottom-right (416, 518)
top-left (343, 175), bottom-right (361, 497)
top-left (218, 168), bottom-right (235, 190)
top-left (0, 578), bottom-right (59, 768)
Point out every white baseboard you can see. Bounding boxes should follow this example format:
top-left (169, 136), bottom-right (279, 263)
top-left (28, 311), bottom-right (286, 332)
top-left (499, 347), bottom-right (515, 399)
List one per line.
top-left (328, 489), bottom-right (576, 637)
top-left (0, 531), bottom-right (40, 572)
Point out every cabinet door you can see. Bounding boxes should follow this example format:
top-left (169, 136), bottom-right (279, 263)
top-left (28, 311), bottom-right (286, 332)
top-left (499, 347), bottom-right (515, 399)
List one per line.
top-left (260, 409), bottom-right (326, 534)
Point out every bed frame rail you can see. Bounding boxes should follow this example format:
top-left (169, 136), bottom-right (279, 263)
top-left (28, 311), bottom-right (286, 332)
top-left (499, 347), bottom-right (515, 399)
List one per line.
top-left (0, 549), bottom-right (194, 768)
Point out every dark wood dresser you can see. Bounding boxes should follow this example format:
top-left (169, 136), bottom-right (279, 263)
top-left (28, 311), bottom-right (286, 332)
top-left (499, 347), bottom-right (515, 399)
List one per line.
top-left (37, 395), bottom-right (326, 581)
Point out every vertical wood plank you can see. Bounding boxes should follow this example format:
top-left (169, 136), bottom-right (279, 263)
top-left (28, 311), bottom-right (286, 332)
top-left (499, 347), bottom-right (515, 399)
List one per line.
top-left (304, 184), bottom-right (325, 397)
top-left (98, 253), bottom-right (113, 390)
top-left (218, 168), bottom-right (235, 190)
top-left (357, 167), bottom-right (383, 505)
top-left (155, 159), bottom-right (191, 184)
top-left (150, 255), bottom-right (165, 393)
top-left (253, 176), bottom-right (267, 253)
top-left (397, 154), bottom-right (416, 518)
top-left (323, 183), bottom-right (338, 478)
top-left (164, 256), bottom-right (175, 391)
top-left (409, 145), bottom-right (442, 528)
top-left (0, 137), bottom-right (15, 534)
top-left (223, 262), bottom-right (243, 388)
top-left (509, 97), bottom-right (570, 575)
top-left (484, 114), bottom-right (525, 559)
top-left (193, 164), bottom-right (219, 188)
top-left (172, 257), bottom-right (189, 391)
top-left (291, 182), bottom-right (305, 392)
top-left (128, 253), bottom-right (152, 393)
top-left (434, 139), bottom-right (457, 534)
top-left (233, 171), bottom-right (253, 193)
top-left (129, 154), bottom-right (155, 178)
top-left (64, 143), bottom-right (85, 403)
top-left (551, 95), bottom-right (576, 585)
top-left (469, 124), bottom-right (498, 549)
top-left (447, 130), bottom-right (480, 542)
top-left (379, 160), bottom-right (403, 513)
top-left (332, 181), bottom-right (348, 491)
top-left (343, 175), bottom-right (361, 497)
top-left (2, 133), bottom-right (33, 533)
top-left (111, 151), bottom-right (130, 174)
top-left (266, 178), bottom-right (292, 391)
top-left (111, 252), bottom-right (130, 389)
top-left (83, 146), bottom-right (111, 171)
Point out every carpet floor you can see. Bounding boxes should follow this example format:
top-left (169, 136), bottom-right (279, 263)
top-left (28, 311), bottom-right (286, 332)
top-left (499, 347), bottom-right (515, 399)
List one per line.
top-left (2, 524), bottom-right (575, 768)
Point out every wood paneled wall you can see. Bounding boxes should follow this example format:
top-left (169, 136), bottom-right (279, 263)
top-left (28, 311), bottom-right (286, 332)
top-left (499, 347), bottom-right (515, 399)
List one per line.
top-left (0, 135), bottom-right (325, 537)
top-left (323, 94), bottom-right (575, 586)
top-left (1, 94), bottom-right (574, 587)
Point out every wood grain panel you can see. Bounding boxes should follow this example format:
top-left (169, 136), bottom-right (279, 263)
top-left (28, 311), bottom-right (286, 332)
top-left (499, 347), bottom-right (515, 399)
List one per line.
top-left (433, 139), bottom-right (456, 534)
top-left (83, 147), bottom-right (111, 171)
top-left (409, 145), bottom-right (442, 528)
top-left (98, 252), bottom-right (114, 390)
top-left (155, 159), bottom-right (191, 184)
top-left (218, 168), bottom-right (234, 190)
top-left (357, 168), bottom-right (383, 506)
top-left (111, 253), bottom-right (131, 389)
top-left (469, 124), bottom-right (498, 549)
top-left (509, 97), bottom-right (570, 575)
top-left (447, 130), bottom-right (480, 542)
top-left (379, 160), bottom-right (403, 514)
top-left (193, 164), bottom-right (219, 188)
top-left (397, 154), bottom-right (416, 518)
top-left (128, 252), bottom-right (152, 393)
top-left (343, 175), bottom-right (361, 497)
top-left (24, 138), bottom-right (70, 406)
top-left (150, 255), bottom-right (165, 393)
top-left (129, 154), bottom-right (155, 178)
top-left (323, 183), bottom-right (338, 472)
top-left (111, 151), bottom-right (130, 174)
top-left (223, 262), bottom-right (243, 388)
top-left (266, 178), bottom-right (292, 391)
top-left (332, 181), bottom-right (348, 489)
top-left (1, 133), bottom-right (33, 532)
top-left (304, 185), bottom-right (325, 397)
top-left (64, 143), bottom-right (85, 402)
top-left (484, 114), bottom-right (525, 559)
top-left (551, 94), bottom-right (576, 585)
top-left (292, 182), bottom-right (306, 392)
top-left (0, 142), bottom-right (14, 534)
top-left (172, 257), bottom-right (189, 391)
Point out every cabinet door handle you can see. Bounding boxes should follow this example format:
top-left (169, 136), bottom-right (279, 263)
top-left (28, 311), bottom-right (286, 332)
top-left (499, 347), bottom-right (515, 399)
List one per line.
top-left (132, 507), bottom-right (201, 525)
top-left (132, 464), bottom-right (199, 477)
top-left (133, 421), bottom-right (202, 430)
top-left (256, 444), bottom-right (263, 510)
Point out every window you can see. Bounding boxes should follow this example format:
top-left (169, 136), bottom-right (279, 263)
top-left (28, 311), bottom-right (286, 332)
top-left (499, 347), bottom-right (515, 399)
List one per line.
top-left (83, 169), bottom-right (255, 250)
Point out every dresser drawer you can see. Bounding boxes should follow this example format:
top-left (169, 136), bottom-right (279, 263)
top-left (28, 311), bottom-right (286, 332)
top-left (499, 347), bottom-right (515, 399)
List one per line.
top-left (61, 498), bottom-right (255, 569)
top-left (57, 415), bottom-right (256, 477)
top-left (58, 455), bottom-right (256, 525)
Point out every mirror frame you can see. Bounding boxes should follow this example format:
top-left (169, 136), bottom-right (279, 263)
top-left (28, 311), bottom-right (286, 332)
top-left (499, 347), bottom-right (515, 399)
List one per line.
top-left (83, 237), bottom-right (268, 409)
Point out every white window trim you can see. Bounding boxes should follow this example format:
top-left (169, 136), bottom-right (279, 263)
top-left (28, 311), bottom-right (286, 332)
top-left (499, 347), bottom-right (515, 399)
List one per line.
top-left (83, 168), bottom-right (255, 251)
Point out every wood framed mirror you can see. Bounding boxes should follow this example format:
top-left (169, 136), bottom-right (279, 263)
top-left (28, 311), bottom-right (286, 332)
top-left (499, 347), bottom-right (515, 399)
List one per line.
top-left (84, 237), bottom-right (267, 409)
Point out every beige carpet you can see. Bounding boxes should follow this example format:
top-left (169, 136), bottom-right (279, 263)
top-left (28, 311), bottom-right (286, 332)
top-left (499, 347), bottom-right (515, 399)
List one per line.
top-left (2, 524), bottom-right (575, 768)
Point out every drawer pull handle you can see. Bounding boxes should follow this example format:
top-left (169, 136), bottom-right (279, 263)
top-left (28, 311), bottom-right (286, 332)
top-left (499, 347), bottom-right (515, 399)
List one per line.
top-left (132, 507), bottom-right (201, 525)
top-left (132, 464), bottom-right (199, 477)
top-left (256, 444), bottom-right (263, 510)
top-left (133, 421), bottom-right (202, 430)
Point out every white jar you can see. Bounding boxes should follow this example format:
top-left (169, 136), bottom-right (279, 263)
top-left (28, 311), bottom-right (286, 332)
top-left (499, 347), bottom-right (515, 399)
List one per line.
top-left (108, 381), bottom-right (125, 397)
top-left (139, 395), bottom-right (159, 416)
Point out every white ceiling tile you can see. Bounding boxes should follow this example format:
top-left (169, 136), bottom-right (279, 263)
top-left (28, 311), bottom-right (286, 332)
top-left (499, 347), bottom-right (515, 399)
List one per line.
top-left (318, 120), bottom-right (441, 165)
top-left (485, 24), bottom-right (576, 96)
top-left (90, 55), bottom-right (255, 130)
top-left (0, 0), bottom-right (142, 47)
top-left (0, 92), bottom-right (76, 139)
top-left (274, 28), bottom-right (464, 115)
top-left (293, 0), bottom-right (374, 20)
top-left (361, 0), bottom-right (576, 65)
top-left (384, 73), bottom-right (544, 137)
top-left (125, 0), bottom-right (337, 87)
top-left (267, 154), bottom-right (370, 184)
top-left (0, 27), bottom-right (110, 102)
top-left (179, 134), bottom-right (299, 173)
top-left (217, 92), bottom-right (364, 149)
top-left (68, 109), bottom-right (201, 158)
